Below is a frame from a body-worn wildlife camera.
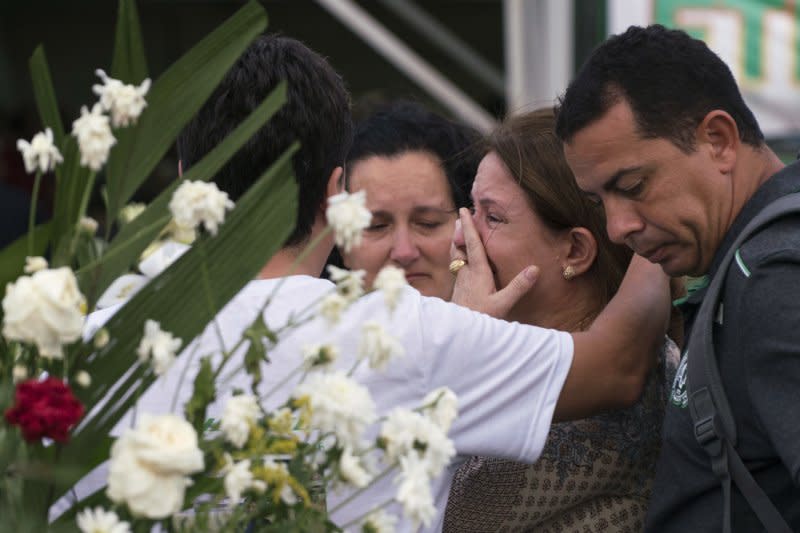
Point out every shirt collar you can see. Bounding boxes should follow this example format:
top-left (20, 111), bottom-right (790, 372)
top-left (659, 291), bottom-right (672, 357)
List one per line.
top-left (704, 159), bottom-right (800, 280)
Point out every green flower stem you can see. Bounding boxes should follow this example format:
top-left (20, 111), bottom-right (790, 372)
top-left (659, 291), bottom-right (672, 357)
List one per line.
top-left (328, 463), bottom-right (397, 515)
top-left (67, 170), bottom-right (97, 259)
top-left (27, 170), bottom-right (43, 257)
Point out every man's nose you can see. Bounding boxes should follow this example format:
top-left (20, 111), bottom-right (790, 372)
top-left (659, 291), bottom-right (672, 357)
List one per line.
top-left (390, 227), bottom-right (420, 265)
top-left (604, 200), bottom-right (644, 245)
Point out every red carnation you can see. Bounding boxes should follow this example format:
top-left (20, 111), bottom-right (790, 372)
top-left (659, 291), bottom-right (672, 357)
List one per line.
top-left (4, 377), bottom-right (84, 442)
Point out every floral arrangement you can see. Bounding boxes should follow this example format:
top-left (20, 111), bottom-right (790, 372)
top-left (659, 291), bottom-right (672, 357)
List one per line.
top-left (0, 1), bottom-right (457, 532)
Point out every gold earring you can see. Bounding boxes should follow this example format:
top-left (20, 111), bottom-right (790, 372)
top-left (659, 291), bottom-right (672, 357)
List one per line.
top-left (563, 265), bottom-right (576, 280)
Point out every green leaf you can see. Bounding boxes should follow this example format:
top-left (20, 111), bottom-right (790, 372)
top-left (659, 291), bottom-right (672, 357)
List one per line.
top-left (104, 0), bottom-right (268, 223)
top-left (243, 316), bottom-right (271, 385)
top-left (28, 46), bottom-right (65, 145)
top-left (111, 0), bottom-right (148, 83)
top-left (49, 154), bottom-right (95, 267)
top-left (184, 357), bottom-right (215, 433)
top-left (0, 223), bottom-right (51, 291)
top-left (75, 81), bottom-right (288, 307)
top-left (58, 142), bottom-right (299, 492)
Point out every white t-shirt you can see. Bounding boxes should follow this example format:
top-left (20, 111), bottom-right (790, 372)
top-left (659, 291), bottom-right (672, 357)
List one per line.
top-left (54, 275), bottom-right (572, 532)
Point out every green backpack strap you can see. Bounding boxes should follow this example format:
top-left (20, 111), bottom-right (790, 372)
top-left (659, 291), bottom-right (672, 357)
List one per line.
top-left (687, 192), bottom-right (800, 533)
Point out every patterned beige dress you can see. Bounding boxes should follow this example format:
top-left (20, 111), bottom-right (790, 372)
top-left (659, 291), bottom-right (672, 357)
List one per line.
top-left (443, 338), bottom-right (680, 533)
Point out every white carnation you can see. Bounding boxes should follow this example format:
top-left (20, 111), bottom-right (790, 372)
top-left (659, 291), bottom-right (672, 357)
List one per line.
top-left (72, 103), bottom-right (116, 171)
top-left (2, 267), bottom-right (85, 359)
top-left (379, 408), bottom-right (455, 477)
top-left (302, 343), bottom-right (339, 370)
top-left (136, 320), bottom-right (181, 375)
top-left (93, 69), bottom-right (151, 128)
top-left (220, 394), bottom-right (260, 448)
top-left (222, 455), bottom-right (266, 506)
top-left (24, 256), bottom-right (48, 274)
top-left (293, 371), bottom-right (376, 450)
top-left (106, 414), bottom-right (204, 519)
top-left (325, 190), bottom-right (371, 253)
top-left (421, 387), bottom-right (458, 432)
top-left (394, 454), bottom-right (436, 529)
top-left (16, 128), bottom-right (63, 174)
top-left (373, 265), bottom-right (406, 312)
top-left (319, 292), bottom-right (348, 325)
top-left (326, 265), bottom-right (365, 302)
top-left (363, 509), bottom-right (398, 533)
top-left (76, 506), bottom-right (131, 533)
top-left (169, 180), bottom-right (234, 237)
top-left (358, 321), bottom-right (403, 370)
top-left (339, 446), bottom-right (372, 488)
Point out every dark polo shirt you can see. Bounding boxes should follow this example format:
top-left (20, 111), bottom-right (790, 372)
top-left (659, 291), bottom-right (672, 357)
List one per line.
top-left (646, 160), bottom-right (800, 531)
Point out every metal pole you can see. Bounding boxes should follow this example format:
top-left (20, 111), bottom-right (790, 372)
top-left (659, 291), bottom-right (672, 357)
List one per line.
top-left (315, 0), bottom-right (498, 133)
top-left (504, 0), bottom-right (574, 114)
top-left (379, 0), bottom-right (505, 96)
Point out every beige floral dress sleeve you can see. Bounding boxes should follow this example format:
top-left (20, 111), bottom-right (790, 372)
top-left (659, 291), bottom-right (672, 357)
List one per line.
top-left (443, 337), bottom-right (680, 533)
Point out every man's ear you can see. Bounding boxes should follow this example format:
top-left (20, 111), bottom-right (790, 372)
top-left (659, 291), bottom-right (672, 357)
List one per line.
top-left (697, 110), bottom-right (738, 174)
top-left (562, 227), bottom-right (598, 278)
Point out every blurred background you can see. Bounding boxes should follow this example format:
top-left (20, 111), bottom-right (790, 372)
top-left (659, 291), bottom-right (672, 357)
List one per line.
top-left (1, 0), bottom-right (798, 246)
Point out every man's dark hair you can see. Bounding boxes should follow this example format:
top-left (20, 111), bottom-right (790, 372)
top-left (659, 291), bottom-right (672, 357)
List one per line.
top-left (345, 100), bottom-right (480, 209)
top-left (177, 34), bottom-right (353, 246)
top-left (556, 24), bottom-right (763, 152)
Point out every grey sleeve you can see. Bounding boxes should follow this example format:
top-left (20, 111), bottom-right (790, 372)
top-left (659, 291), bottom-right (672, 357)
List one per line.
top-left (740, 248), bottom-right (800, 485)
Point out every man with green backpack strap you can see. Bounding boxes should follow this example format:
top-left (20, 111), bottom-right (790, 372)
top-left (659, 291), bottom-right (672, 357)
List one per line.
top-left (557, 24), bottom-right (800, 533)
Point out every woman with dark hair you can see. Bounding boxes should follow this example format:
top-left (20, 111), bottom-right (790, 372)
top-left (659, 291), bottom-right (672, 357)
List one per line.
top-left (340, 100), bottom-right (480, 300)
top-left (443, 107), bottom-right (680, 532)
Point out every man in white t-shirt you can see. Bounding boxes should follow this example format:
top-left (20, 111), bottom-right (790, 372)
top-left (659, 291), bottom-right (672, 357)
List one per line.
top-left (54, 35), bottom-right (669, 532)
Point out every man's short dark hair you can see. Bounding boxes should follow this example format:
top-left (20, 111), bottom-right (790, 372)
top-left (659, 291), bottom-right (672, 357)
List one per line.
top-left (555, 24), bottom-right (764, 152)
top-left (177, 34), bottom-right (353, 246)
top-left (345, 100), bottom-right (480, 209)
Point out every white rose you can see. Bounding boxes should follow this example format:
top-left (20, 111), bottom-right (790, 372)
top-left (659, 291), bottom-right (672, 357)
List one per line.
top-left (107, 414), bottom-right (204, 519)
top-left (2, 267), bottom-right (85, 359)
top-left (168, 180), bottom-right (234, 237)
top-left (325, 190), bottom-right (371, 253)
top-left (16, 128), bottom-right (63, 174)
top-left (220, 394), bottom-right (260, 448)
top-left (358, 321), bottom-right (403, 370)
top-left (373, 265), bottom-right (407, 312)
